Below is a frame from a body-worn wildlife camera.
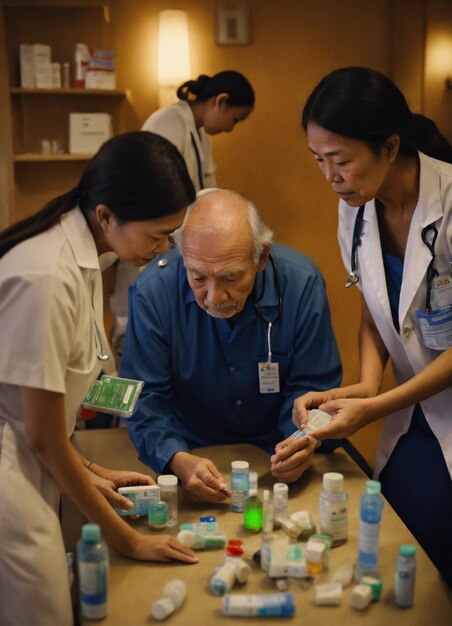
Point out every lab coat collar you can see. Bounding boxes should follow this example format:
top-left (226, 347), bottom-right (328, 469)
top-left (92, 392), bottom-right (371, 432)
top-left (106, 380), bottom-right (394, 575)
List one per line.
top-left (60, 207), bottom-right (100, 271)
top-left (399, 151), bottom-right (444, 324)
top-left (360, 203), bottom-right (395, 329)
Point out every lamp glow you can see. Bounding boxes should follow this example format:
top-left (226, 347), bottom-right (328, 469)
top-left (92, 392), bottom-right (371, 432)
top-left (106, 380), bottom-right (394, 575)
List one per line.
top-left (158, 10), bottom-right (190, 87)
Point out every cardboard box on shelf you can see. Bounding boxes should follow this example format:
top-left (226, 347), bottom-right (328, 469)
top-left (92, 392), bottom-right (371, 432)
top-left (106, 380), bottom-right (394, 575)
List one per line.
top-left (20, 44), bottom-right (52, 88)
top-left (69, 113), bottom-right (112, 154)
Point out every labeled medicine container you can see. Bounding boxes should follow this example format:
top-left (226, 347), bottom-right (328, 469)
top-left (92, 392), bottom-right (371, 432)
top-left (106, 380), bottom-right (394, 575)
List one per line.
top-left (231, 461), bottom-right (249, 512)
top-left (157, 474), bottom-right (178, 527)
top-left (77, 523), bottom-right (109, 620)
top-left (319, 472), bottom-right (348, 545)
top-left (394, 544), bottom-right (416, 607)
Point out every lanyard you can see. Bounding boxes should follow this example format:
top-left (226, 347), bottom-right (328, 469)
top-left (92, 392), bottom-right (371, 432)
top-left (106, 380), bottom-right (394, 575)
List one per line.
top-left (253, 254), bottom-right (283, 364)
top-left (190, 132), bottom-right (204, 190)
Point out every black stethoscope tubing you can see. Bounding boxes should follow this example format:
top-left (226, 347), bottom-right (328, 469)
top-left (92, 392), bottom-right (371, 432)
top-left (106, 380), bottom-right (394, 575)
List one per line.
top-left (345, 204), bottom-right (365, 288)
top-left (347, 205), bottom-right (439, 312)
top-left (253, 254), bottom-right (283, 325)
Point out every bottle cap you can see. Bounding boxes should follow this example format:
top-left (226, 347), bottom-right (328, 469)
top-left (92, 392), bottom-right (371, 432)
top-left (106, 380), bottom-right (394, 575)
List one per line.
top-left (81, 523), bottom-right (100, 542)
top-left (399, 544), bottom-right (416, 557)
top-left (263, 489), bottom-right (271, 503)
top-left (323, 472), bottom-right (344, 491)
top-left (158, 474), bottom-right (178, 489)
top-left (151, 596), bottom-right (175, 621)
top-left (231, 460), bottom-right (249, 472)
top-left (365, 480), bottom-right (381, 494)
top-left (273, 482), bottom-right (288, 494)
top-left (177, 530), bottom-right (196, 547)
top-left (228, 539), bottom-right (243, 546)
top-left (200, 515), bottom-right (216, 522)
top-left (226, 545), bottom-right (243, 557)
top-left (210, 577), bottom-right (228, 596)
top-left (248, 488), bottom-right (258, 497)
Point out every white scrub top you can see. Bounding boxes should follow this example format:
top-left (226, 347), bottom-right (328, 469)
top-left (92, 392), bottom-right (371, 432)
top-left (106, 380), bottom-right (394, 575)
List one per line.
top-left (338, 152), bottom-right (452, 479)
top-left (142, 100), bottom-right (217, 191)
top-left (0, 207), bottom-right (107, 625)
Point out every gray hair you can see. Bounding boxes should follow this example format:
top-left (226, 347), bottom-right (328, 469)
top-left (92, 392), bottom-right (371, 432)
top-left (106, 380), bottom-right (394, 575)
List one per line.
top-left (172, 189), bottom-right (273, 264)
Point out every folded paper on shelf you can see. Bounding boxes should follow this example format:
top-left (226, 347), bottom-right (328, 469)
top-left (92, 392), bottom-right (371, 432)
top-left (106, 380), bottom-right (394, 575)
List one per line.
top-left (69, 113), bottom-right (112, 154)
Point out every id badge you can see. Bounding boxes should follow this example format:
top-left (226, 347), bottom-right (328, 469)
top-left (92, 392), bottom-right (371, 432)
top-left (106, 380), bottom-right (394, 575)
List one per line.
top-left (431, 274), bottom-right (452, 310)
top-left (258, 361), bottom-right (280, 393)
top-left (415, 306), bottom-right (452, 350)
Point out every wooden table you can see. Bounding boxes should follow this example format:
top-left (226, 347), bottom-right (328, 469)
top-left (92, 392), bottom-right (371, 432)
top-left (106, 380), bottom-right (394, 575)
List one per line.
top-left (66, 428), bottom-right (451, 626)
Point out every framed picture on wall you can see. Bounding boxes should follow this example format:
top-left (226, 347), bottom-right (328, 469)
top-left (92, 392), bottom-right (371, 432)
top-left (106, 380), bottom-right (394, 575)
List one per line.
top-left (216, 1), bottom-right (250, 45)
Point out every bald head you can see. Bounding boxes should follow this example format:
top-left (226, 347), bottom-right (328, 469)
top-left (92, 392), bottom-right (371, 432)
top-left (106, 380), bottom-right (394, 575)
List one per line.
top-left (173, 189), bottom-right (273, 265)
top-left (173, 189), bottom-right (273, 320)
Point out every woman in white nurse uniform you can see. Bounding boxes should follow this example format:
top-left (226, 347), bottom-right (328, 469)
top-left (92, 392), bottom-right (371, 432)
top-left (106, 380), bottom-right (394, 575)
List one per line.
top-left (293, 67), bottom-right (452, 586)
top-left (0, 131), bottom-right (198, 626)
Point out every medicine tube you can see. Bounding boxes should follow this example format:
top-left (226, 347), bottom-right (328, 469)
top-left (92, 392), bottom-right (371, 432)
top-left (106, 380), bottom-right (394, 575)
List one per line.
top-left (231, 461), bottom-right (249, 512)
top-left (157, 474), bottom-right (178, 527)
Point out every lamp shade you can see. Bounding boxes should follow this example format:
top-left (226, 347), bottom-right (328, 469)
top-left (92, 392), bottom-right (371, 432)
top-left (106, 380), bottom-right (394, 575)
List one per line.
top-left (158, 10), bottom-right (190, 87)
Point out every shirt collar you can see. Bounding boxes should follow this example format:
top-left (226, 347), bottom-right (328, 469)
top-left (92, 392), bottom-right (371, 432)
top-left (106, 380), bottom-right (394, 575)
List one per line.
top-left (60, 207), bottom-right (100, 270)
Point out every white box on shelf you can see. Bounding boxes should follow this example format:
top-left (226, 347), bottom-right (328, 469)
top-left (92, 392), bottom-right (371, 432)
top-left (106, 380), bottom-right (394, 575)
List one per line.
top-left (20, 43), bottom-right (52, 88)
top-left (69, 113), bottom-right (112, 154)
top-left (85, 70), bottom-right (116, 90)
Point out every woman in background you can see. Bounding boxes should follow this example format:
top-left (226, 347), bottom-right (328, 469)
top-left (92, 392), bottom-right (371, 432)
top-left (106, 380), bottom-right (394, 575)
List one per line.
top-left (142, 70), bottom-right (255, 190)
top-left (0, 131), bottom-right (197, 625)
top-left (292, 67), bottom-right (451, 586)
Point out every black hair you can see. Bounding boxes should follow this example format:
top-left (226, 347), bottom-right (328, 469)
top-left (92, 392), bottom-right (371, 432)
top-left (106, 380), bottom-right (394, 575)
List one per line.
top-left (0, 131), bottom-right (196, 258)
top-left (302, 67), bottom-right (452, 163)
top-left (177, 70), bottom-right (255, 107)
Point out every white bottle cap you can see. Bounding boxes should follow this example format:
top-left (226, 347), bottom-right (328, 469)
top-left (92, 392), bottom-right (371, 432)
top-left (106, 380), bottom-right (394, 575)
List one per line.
top-left (263, 489), bottom-right (270, 503)
top-left (331, 562), bottom-right (354, 588)
top-left (323, 472), bottom-right (344, 491)
top-left (314, 582), bottom-right (343, 606)
top-left (163, 579), bottom-right (186, 609)
top-left (350, 583), bottom-right (373, 610)
top-left (306, 540), bottom-right (326, 563)
top-left (231, 461), bottom-right (249, 472)
top-left (151, 596), bottom-right (175, 621)
top-left (177, 529), bottom-right (196, 548)
top-left (273, 482), bottom-right (288, 494)
top-left (158, 475), bottom-right (178, 490)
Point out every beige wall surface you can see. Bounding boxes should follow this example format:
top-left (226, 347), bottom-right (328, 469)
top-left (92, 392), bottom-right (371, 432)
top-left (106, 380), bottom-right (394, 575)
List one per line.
top-left (3, 0), bottom-right (451, 466)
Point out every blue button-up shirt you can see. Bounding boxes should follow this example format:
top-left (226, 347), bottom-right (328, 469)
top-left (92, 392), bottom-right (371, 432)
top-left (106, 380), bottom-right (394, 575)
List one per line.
top-left (120, 244), bottom-right (342, 473)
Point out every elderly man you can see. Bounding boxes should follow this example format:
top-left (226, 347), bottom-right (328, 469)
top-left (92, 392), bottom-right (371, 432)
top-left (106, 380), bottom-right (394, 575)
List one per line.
top-left (120, 189), bottom-right (341, 502)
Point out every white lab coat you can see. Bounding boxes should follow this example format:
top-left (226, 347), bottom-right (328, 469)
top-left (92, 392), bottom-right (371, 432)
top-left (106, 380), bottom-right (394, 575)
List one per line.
top-left (0, 208), bottom-right (109, 625)
top-left (338, 152), bottom-right (452, 479)
top-left (142, 100), bottom-right (217, 191)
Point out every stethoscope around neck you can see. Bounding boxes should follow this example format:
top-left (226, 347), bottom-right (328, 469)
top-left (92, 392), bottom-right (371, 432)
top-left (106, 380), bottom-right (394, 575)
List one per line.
top-left (252, 254), bottom-right (283, 364)
top-left (94, 319), bottom-right (109, 361)
top-left (345, 204), bottom-right (365, 288)
top-left (345, 204), bottom-right (439, 312)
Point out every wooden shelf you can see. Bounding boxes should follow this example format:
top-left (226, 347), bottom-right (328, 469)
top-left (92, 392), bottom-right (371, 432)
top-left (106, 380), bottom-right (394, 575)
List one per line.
top-left (15, 153), bottom-right (93, 162)
top-left (11, 87), bottom-right (125, 96)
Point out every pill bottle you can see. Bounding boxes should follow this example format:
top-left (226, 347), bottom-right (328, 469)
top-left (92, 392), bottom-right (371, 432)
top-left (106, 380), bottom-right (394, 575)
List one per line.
top-left (157, 474), bottom-right (178, 527)
top-left (116, 484), bottom-right (159, 516)
top-left (151, 579), bottom-right (186, 621)
top-left (74, 43), bottom-right (89, 88)
top-left (230, 461), bottom-right (249, 512)
top-left (319, 472), bottom-right (348, 546)
top-left (63, 62), bottom-right (70, 88)
top-left (273, 482), bottom-right (289, 524)
top-left (394, 544), bottom-right (416, 608)
top-left (148, 500), bottom-right (168, 530)
top-left (51, 62), bottom-right (61, 88)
